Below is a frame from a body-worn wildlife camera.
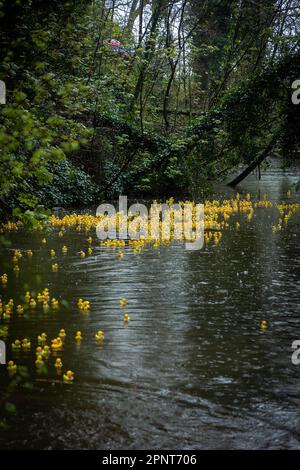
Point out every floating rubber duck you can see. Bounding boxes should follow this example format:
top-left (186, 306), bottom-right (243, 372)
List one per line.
top-left (79, 250), bottom-right (86, 258)
top-left (75, 331), bottom-right (82, 342)
top-left (37, 293), bottom-right (44, 303)
top-left (59, 329), bottom-right (66, 339)
top-left (0, 326), bottom-right (8, 338)
top-left (27, 250), bottom-right (33, 257)
top-left (21, 338), bottom-right (31, 350)
top-left (42, 238), bottom-right (47, 244)
top-left (52, 263), bottom-right (59, 272)
top-left (36, 347), bottom-right (43, 355)
top-left (43, 288), bottom-right (50, 300)
top-left (35, 355), bottom-right (44, 367)
top-left (88, 247), bottom-right (93, 255)
top-left (63, 370), bottom-right (75, 383)
top-left (12, 340), bottom-right (21, 350)
top-left (50, 249), bottom-right (56, 257)
top-left (58, 230), bottom-right (64, 237)
top-left (123, 313), bottom-right (130, 323)
top-left (42, 346), bottom-right (50, 358)
top-left (62, 245), bottom-right (68, 254)
top-left (77, 299), bottom-right (91, 311)
top-left (14, 249), bottom-right (22, 260)
top-left (118, 251), bottom-right (123, 258)
top-left (25, 291), bottom-right (31, 303)
top-left (13, 265), bottom-right (20, 273)
top-left (260, 320), bottom-right (268, 329)
top-left (51, 338), bottom-right (63, 350)
top-left (4, 304), bottom-right (12, 317)
top-left (54, 358), bottom-right (63, 369)
top-left (7, 361), bottom-right (17, 374)
top-left (119, 298), bottom-right (127, 307)
top-left (87, 236), bottom-right (93, 244)
top-left (95, 330), bottom-right (104, 341)
top-left (1, 273), bottom-right (8, 285)
top-left (29, 298), bottom-right (37, 309)
top-left (38, 333), bottom-right (47, 344)
top-left (16, 304), bottom-right (24, 314)
top-left (51, 298), bottom-right (59, 308)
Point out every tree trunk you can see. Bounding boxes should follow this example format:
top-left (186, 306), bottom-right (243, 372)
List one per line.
top-left (227, 138), bottom-right (278, 187)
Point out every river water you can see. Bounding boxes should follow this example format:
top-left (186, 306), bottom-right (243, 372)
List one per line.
top-left (0, 160), bottom-right (300, 449)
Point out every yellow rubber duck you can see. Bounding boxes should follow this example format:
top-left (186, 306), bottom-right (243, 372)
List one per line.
top-left (123, 313), bottom-right (130, 323)
top-left (38, 333), bottom-right (47, 344)
top-left (62, 245), bottom-right (68, 254)
top-left (118, 251), bottom-right (123, 258)
top-left (43, 288), bottom-right (50, 300)
top-left (42, 346), bottom-right (50, 358)
top-left (63, 370), bottom-right (75, 383)
top-left (50, 249), bottom-right (56, 257)
top-left (36, 346), bottom-right (43, 355)
top-left (54, 358), bottom-right (63, 369)
top-left (12, 340), bottom-right (21, 350)
top-left (7, 361), bottom-right (17, 373)
top-left (37, 293), bottom-right (44, 303)
top-left (13, 265), bottom-right (20, 273)
top-left (260, 320), bottom-right (268, 329)
top-left (35, 355), bottom-right (44, 367)
top-left (51, 298), bottom-right (59, 308)
top-left (77, 299), bottom-right (91, 311)
top-left (59, 329), bottom-right (66, 339)
top-left (25, 291), bottom-right (31, 303)
top-left (29, 298), bottom-right (37, 308)
top-left (0, 273), bottom-right (8, 285)
top-left (27, 249), bottom-right (33, 257)
top-left (79, 250), bottom-right (86, 258)
top-left (51, 338), bottom-right (63, 350)
top-left (88, 247), bottom-right (93, 255)
top-left (16, 305), bottom-right (24, 314)
top-left (4, 305), bottom-right (12, 317)
top-left (42, 238), bottom-right (47, 244)
top-left (0, 326), bottom-right (8, 338)
top-left (87, 236), bottom-right (93, 244)
top-left (43, 301), bottom-right (50, 311)
top-left (95, 330), bottom-right (104, 341)
top-left (52, 263), bottom-right (59, 272)
top-left (75, 331), bottom-right (82, 342)
top-left (21, 338), bottom-right (31, 350)
top-left (119, 298), bottom-right (127, 307)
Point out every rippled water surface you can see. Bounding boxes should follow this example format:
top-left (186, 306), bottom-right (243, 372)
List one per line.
top-left (0, 160), bottom-right (300, 449)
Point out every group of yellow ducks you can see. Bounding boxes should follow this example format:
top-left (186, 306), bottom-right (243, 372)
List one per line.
top-left (2, 282), bottom-right (128, 382)
top-left (0, 287), bottom-right (60, 320)
top-left (1, 194), bottom-right (299, 268)
top-left (1, 192), bottom-right (299, 385)
top-left (46, 193), bottom-right (300, 254)
top-left (7, 323), bottom-right (108, 382)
